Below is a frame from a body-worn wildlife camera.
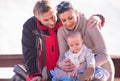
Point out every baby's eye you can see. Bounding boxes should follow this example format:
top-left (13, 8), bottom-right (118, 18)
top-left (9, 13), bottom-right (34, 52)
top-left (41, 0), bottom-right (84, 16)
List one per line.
top-left (70, 45), bottom-right (74, 47)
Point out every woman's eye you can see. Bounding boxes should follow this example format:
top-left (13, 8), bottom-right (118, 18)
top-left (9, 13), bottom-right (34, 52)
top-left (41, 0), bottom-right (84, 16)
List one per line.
top-left (68, 17), bottom-right (73, 20)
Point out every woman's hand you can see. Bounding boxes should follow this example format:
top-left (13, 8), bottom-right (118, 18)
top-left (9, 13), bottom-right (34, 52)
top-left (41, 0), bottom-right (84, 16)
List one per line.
top-left (58, 58), bottom-right (75, 72)
top-left (87, 15), bottom-right (102, 28)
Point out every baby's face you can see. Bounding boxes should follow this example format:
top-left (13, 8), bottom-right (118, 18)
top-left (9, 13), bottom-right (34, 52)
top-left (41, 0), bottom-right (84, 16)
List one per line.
top-left (67, 37), bottom-right (83, 53)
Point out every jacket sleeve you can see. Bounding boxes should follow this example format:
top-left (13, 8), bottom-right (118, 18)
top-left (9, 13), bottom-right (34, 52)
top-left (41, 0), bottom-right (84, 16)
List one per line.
top-left (57, 27), bottom-right (68, 62)
top-left (93, 14), bottom-right (105, 27)
top-left (22, 17), bottom-right (42, 77)
top-left (88, 26), bottom-right (110, 67)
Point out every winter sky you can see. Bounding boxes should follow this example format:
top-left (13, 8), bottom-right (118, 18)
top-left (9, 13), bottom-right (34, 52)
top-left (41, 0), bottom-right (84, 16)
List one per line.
top-left (0, 0), bottom-right (120, 55)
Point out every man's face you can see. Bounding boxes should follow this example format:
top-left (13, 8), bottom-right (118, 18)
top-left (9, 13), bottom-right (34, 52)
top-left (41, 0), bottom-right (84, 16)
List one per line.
top-left (36, 9), bottom-right (57, 29)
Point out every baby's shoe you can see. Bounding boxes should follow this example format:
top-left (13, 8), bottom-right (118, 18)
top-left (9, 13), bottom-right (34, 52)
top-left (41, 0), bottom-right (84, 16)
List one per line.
top-left (95, 71), bottom-right (103, 79)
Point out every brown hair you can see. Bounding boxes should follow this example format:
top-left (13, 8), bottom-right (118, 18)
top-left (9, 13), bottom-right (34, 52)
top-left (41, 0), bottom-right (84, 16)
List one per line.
top-left (33, 0), bottom-right (52, 15)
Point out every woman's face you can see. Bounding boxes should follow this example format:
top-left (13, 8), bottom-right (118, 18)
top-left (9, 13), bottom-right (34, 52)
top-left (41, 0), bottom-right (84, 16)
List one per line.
top-left (59, 9), bottom-right (78, 30)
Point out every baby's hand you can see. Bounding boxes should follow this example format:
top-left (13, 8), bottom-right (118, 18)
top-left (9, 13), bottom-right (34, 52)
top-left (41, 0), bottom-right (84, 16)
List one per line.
top-left (70, 69), bottom-right (78, 79)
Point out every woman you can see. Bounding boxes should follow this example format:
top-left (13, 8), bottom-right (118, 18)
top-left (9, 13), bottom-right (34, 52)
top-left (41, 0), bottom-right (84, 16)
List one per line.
top-left (56, 1), bottom-right (114, 81)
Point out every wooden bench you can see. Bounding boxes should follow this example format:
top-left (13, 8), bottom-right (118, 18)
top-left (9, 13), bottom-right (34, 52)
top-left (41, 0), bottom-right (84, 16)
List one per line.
top-left (0, 54), bottom-right (120, 81)
top-left (0, 54), bottom-right (24, 81)
top-left (0, 54), bottom-right (24, 67)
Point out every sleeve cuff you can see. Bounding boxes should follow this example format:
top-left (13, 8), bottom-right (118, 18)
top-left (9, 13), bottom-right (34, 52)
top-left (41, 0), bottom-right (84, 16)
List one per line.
top-left (28, 72), bottom-right (42, 79)
top-left (94, 14), bottom-right (105, 27)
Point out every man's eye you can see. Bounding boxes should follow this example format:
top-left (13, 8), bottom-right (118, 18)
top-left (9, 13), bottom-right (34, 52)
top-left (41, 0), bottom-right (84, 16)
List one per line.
top-left (61, 19), bottom-right (66, 22)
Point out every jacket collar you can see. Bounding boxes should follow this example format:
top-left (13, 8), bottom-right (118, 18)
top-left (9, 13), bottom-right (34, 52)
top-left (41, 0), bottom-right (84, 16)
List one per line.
top-left (36, 19), bottom-right (62, 31)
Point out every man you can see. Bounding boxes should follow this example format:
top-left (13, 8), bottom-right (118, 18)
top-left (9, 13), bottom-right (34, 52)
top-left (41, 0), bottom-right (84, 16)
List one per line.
top-left (22, 0), bottom-right (104, 81)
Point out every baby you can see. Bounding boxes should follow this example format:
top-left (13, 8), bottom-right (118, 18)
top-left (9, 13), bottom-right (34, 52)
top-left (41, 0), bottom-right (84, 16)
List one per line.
top-left (51, 31), bottom-right (109, 81)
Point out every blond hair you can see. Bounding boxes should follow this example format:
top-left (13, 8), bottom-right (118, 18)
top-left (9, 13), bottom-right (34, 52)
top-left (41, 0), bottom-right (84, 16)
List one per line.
top-left (33, 0), bottom-right (52, 15)
top-left (67, 31), bottom-right (82, 41)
